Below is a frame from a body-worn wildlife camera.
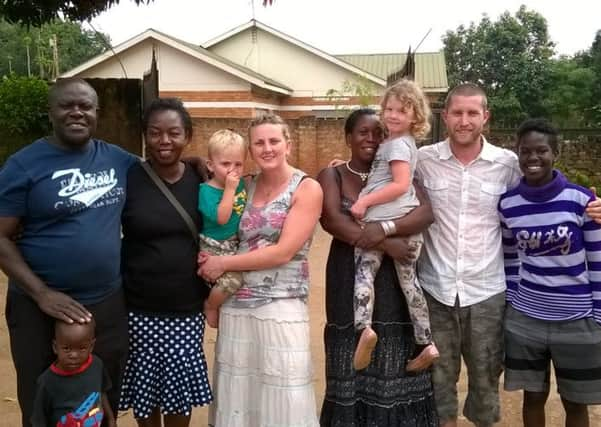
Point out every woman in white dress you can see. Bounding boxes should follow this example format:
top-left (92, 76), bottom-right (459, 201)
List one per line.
top-left (199, 113), bottom-right (323, 427)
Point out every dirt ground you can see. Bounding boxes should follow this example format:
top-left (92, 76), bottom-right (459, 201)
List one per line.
top-left (1, 226), bottom-right (599, 426)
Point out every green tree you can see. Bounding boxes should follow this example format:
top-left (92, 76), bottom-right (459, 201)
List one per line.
top-left (0, 0), bottom-right (273, 26)
top-left (0, 1), bottom-right (152, 27)
top-left (542, 57), bottom-right (596, 127)
top-left (326, 76), bottom-right (379, 111)
top-left (0, 19), bottom-right (27, 76)
top-left (0, 19), bottom-right (109, 78)
top-left (443, 5), bottom-right (555, 126)
top-left (575, 30), bottom-right (601, 125)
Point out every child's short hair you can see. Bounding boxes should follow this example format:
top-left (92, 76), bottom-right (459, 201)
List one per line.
top-left (207, 129), bottom-right (246, 158)
top-left (516, 118), bottom-right (560, 154)
top-left (380, 79), bottom-right (431, 139)
top-left (54, 318), bottom-right (96, 339)
top-left (248, 113), bottom-right (291, 142)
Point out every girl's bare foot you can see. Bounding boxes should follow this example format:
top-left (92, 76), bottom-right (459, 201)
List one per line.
top-left (353, 326), bottom-right (378, 370)
top-left (407, 342), bottom-right (439, 371)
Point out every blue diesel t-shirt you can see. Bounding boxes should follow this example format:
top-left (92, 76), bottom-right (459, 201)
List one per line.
top-left (0, 138), bottom-right (138, 304)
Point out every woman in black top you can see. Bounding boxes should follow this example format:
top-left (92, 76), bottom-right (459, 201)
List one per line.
top-left (119, 98), bottom-right (212, 427)
top-left (317, 108), bottom-right (438, 426)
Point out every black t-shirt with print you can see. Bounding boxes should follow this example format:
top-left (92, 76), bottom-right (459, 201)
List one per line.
top-left (31, 355), bottom-right (110, 427)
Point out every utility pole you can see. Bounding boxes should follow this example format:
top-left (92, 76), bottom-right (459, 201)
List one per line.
top-left (37, 31), bottom-right (44, 78)
top-left (49, 34), bottom-right (59, 79)
top-left (26, 45), bottom-right (31, 77)
top-left (24, 36), bottom-right (32, 77)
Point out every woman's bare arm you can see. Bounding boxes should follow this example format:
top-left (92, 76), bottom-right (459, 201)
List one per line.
top-left (317, 166), bottom-right (365, 245)
top-left (199, 178), bottom-right (323, 281)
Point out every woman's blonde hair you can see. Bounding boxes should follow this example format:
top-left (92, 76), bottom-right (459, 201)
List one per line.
top-left (207, 129), bottom-right (246, 158)
top-left (248, 113), bottom-right (291, 142)
top-left (380, 79), bottom-right (431, 139)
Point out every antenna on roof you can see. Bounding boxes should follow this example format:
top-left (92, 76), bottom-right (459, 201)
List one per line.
top-left (414, 28), bottom-right (432, 53)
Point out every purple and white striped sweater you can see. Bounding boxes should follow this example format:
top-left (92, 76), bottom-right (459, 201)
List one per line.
top-left (498, 170), bottom-right (601, 325)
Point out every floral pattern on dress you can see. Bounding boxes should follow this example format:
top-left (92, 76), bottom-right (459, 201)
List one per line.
top-left (230, 169), bottom-right (313, 309)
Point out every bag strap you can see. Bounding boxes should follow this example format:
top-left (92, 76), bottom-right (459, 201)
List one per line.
top-left (141, 161), bottom-right (199, 246)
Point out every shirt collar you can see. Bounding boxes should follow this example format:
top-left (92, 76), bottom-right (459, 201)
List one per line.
top-left (517, 169), bottom-right (567, 202)
top-left (50, 354), bottom-right (93, 376)
top-left (439, 136), bottom-right (495, 162)
top-left (479, 137), bottom-right (497, 162)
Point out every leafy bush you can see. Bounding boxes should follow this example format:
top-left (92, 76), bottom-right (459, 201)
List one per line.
top-left (555, 159), bottom-right (601, 192)
top-left (0, 75), bottom-right (49, 164)
top-left (0, 75), bottom-right (49, 135)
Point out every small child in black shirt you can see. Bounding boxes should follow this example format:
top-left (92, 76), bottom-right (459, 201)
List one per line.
top-left (31, 319), bottom-right (115, 427)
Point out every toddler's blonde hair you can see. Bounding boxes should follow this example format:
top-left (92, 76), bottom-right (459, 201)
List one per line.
top-left (207, 129), bottom-right (246, 158)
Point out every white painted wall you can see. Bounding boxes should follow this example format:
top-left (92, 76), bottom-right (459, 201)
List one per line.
top-left (75, 38), bottom-right (250, 92)
top-left (76, 39), bottom-right (153, 79)
top-left (209, 28), bottom-right (384, 97)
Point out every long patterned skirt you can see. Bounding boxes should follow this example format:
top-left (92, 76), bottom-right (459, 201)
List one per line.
top-left (320, 238), bottom-right (438, 427)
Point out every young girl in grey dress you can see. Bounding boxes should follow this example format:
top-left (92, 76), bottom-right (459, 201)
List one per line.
top-left (350, 80), bottom-right (439, 370)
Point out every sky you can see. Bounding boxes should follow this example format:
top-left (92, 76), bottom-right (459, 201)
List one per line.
top-left (90, 0), bottom-right (601, 56)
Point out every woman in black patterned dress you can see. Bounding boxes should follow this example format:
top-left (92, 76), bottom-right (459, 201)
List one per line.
top-left (317, 108), bottom-right (438, 427)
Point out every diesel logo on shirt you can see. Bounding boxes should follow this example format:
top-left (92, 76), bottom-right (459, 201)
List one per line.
top-left (52, 168), bottom-right (124, 212)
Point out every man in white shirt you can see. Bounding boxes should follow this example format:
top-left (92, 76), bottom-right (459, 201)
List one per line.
top-left (415, 83), bottom-right (521, 427)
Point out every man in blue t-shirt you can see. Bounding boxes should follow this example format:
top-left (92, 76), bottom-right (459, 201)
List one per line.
top-left (0, 78), bottom-right (138, 427)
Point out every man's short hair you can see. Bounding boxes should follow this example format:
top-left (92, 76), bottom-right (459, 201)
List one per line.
top-left (48, 78), bottom-right (98, 108)
top-left (444, 83), bottom-right (488, 110)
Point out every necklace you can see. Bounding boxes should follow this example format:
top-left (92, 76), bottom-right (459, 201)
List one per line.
top-left (345, 161), bottom-right (369, 182)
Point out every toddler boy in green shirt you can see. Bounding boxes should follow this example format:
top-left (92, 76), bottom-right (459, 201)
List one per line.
top-left (197, 130), bottom-right (247, 327)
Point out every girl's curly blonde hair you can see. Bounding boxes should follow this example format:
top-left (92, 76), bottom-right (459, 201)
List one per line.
top-left (380, 79), bottom-right (431, 139)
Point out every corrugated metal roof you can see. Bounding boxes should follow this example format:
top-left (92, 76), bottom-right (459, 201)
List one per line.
top-left (335, 52), bottom-right (448, 91)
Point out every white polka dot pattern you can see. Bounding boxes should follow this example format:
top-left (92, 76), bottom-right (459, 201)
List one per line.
top-left (118, 312), bottom-right (213, 419)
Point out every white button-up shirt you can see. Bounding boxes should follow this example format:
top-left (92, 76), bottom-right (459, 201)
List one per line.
top-left (415, 138), bottom-right (521, 307)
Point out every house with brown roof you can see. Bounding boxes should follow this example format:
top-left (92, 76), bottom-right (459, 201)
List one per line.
top-left (61, 20), bottom-right (448, 174)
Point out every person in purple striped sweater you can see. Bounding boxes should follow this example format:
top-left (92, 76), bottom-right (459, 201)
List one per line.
top-left (499, 118), bottom-right (601, 427)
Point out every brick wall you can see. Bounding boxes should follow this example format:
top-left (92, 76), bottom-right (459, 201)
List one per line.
top-left (182, 117), bottom-right (601, 180)
top-left (183, 116), bottom-right (349, 177)
top-left (315, 119), bottom-right (347, 174)
top-left (488, 130), bottom-right (601, 182)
